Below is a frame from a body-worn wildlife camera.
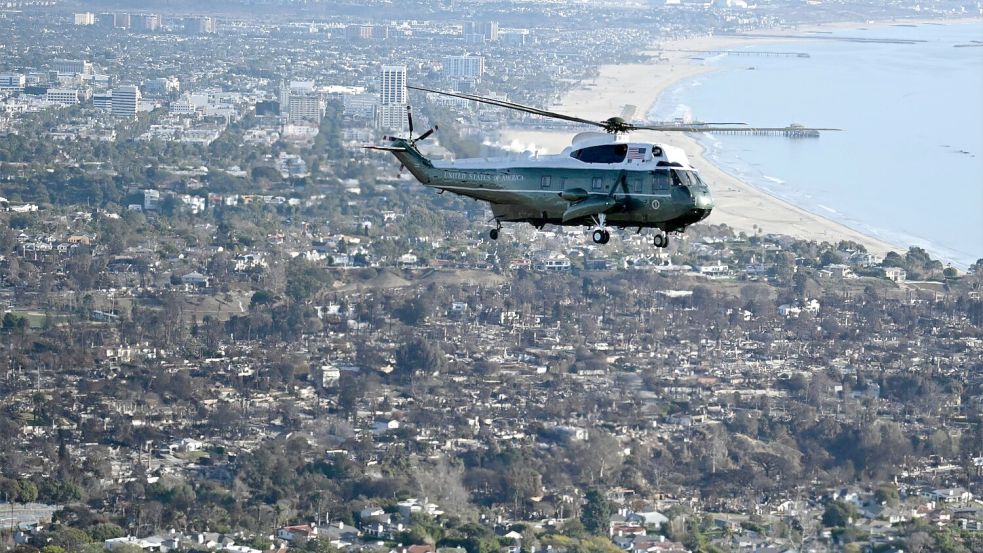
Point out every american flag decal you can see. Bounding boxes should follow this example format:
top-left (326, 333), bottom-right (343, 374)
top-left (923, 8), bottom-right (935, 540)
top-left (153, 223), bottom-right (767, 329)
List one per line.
top-left (627, 146), bottom-right (646, 160)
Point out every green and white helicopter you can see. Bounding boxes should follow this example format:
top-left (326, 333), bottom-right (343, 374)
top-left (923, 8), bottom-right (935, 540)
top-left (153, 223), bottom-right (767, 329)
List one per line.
top-left (368, 86), bottom-right (835, 248)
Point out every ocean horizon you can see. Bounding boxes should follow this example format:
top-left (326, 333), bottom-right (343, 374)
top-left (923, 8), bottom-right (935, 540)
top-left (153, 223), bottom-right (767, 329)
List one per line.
top-left (650, 21), bottom-right (983, 269)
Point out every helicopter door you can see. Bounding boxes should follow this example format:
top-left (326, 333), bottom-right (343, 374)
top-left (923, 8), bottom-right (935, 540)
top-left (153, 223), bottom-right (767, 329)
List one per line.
top-left (651, 169), bottom-right (671, 196)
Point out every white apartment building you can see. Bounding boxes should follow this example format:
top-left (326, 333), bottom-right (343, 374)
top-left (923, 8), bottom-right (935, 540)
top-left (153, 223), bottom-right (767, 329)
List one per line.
top-left (112, 85), bottom-right (140, 116)
top-left (378, 65), bottom-right (407, 131)
top-left (53, 59), bottom-right (93, 76)
top-left (287, 92), bottom-right (324, 124)
top-left (45, 88), bottom-right (81, 105)
top-left (443, 55), bottom-right (484, 80)
top-left (74, 12), bottom-right (96, 25)
top-left (0, 74), bottom-right (26, 91)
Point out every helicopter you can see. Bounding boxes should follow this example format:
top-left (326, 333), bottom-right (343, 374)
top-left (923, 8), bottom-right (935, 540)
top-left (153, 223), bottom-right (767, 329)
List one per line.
top-left (367, 86), bottom-right (837, 248)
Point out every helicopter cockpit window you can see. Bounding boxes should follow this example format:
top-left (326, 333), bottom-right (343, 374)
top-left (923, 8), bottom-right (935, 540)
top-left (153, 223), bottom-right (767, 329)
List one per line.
top-left (671, 169), bottom-right (695, 187)
top-left (571, 144), bottom-right (629, 164)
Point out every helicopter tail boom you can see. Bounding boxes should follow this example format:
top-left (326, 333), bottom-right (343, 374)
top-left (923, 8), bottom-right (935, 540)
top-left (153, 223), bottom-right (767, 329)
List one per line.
top-left (382, 139), bottom-right (437, 185)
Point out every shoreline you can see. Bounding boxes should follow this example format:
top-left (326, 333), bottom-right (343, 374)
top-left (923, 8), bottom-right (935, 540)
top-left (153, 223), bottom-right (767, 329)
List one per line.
top-left (497, 16), bottom-right (983, 260)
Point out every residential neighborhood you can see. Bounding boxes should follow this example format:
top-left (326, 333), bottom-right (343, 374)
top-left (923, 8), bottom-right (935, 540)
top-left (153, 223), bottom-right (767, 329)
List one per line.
top-left (0, 1), bottom-right (981, 553)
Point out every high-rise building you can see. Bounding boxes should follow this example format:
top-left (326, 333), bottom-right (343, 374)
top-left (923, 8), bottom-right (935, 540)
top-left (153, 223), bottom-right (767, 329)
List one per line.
top-left (96, 13), bottom-right (116, 28)
top-left (115, 13), bottom-right (131, 28)
top-left (131, 14), bottom-right (161, 32)
top-left (378, 65), bottom-right (407, 131)
top-left (74, 13), bottom-right (96, 26)
top-left (462, 21), bottom-right (483, 44)
top-left (462, 21), bottom-right (498, 43)
top-left (255, 100), bottom-right (280, 117)
top-left (185, 16), bottom-right (216, 34)
top-left (378, 105), bottom-right (407, 133)
top-left (478, 21), bottom-right (499, 42)
top-left (144, 77), bottom-right (180, 96)
top-left (287, 92), bottom-right (325, 124)
top-left (500, 29), bottom-right (529, 46)
top-left (93, 92), bottom-right (112, 111)
top-left (0, 74), bottom-right (26, 91)
top-left (443, 55), bottom-right (485, 80)
top-left (345, 24), bottom-right (388, 40)
top-left (281, 81), bottom-right (316, 118)
top-left (112, 85), bottom-right (140, 117)
top-left (45, 88), bottom-right (81, 105)
top-left (379, 65), bottom-right (406, 106)
top-left (343, 93), bottom-right (378, 119)
top-left (53, 60), bottom-right (93, 76)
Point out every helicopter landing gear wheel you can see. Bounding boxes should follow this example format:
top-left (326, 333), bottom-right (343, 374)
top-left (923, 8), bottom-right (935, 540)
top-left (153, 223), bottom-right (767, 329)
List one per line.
top-left (653, 232), bottom-right (669, 248)
top-left (590, 214), bottom-right (610, 245)
top-left (488, 219), bottom-right (502, 240)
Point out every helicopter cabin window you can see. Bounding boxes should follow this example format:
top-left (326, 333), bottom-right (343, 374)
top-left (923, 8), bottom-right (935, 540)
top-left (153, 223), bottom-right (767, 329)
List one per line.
top-left (571, 144), bottom-right (629, 164)
top-left (652, 169), bottom-right (671, 193)
top-left (630, 177), bottom-right (642, 193)
top-left (591, 177), bottom-right (604, 191)
top-left (540, 176), bottom-right (552, 189)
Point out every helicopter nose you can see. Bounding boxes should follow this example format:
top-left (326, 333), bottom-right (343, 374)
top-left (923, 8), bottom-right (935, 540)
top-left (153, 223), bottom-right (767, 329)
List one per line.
top-left (692, 188), bottom-right (714, 210)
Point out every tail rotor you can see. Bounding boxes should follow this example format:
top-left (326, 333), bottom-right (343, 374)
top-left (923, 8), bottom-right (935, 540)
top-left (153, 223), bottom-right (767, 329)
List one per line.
top-left (406, 105), bottom-right (438, 146)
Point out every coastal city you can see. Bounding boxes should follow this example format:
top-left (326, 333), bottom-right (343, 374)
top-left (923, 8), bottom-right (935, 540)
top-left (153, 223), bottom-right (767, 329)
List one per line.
top-left (0, 1), bottom-right (982, 553)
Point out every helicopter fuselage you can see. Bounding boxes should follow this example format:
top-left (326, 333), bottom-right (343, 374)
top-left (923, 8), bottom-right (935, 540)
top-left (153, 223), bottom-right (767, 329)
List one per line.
top-left (387, 131), bottom-right (713, 236)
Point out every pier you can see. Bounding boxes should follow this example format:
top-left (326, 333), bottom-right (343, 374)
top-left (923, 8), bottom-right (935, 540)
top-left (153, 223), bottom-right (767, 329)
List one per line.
top-left (658, 48), bottom-right (810, 58)
top-left (708, 126), bottom-right (822, 138)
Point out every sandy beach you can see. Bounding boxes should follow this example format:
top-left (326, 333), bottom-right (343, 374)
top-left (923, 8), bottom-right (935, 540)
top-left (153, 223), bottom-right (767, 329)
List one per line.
top-left (496, 21), bottom-right (979, 257)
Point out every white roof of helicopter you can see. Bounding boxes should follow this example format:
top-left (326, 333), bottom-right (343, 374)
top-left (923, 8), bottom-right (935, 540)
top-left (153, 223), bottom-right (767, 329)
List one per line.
top-left (431, 131), bottom-right (694, 171)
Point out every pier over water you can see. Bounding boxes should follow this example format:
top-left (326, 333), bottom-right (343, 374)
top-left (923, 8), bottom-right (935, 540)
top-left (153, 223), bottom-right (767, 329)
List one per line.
top-left (657, 48), bottom-right (810, 58)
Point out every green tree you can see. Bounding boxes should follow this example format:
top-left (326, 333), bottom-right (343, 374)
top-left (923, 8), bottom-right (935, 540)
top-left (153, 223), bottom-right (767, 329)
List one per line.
top-left (874, 485), bottom-right (900, 507)
top-left (580, 488), bottom-right (610, 535)
top-left (2, 312), bottom-right (28, 331)
top-left (395, 296), bottom-right (435, 326)
top-left (284, 258), bottom-right (331, 303)
top-left (821, 501), bottom-right (855, 528)
top-left (882, 251), bottom-right (905, 268)
top-left (250, 289), bottom-right (277, 309)
top-left (43, 526), bottom-right (92, 551)
top-left (15, 480), bottom-right (38, 503)
top-left (88, 523), bottom-right (125, 541)
top-left (394, 339), bottom-right (445, 381)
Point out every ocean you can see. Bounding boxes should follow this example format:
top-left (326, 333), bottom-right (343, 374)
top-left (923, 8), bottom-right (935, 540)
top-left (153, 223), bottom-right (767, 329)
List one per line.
top-left (649, 21), bottom-right (983, 269)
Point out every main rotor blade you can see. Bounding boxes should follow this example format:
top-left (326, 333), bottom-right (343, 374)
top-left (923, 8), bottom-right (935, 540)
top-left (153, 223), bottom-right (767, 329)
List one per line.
top-left (408, 85), bottom-right (606, 129)
top-left (632, 124), bottom-right (843, 132)
top-left (363, 145), bottom-right (408, 152)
